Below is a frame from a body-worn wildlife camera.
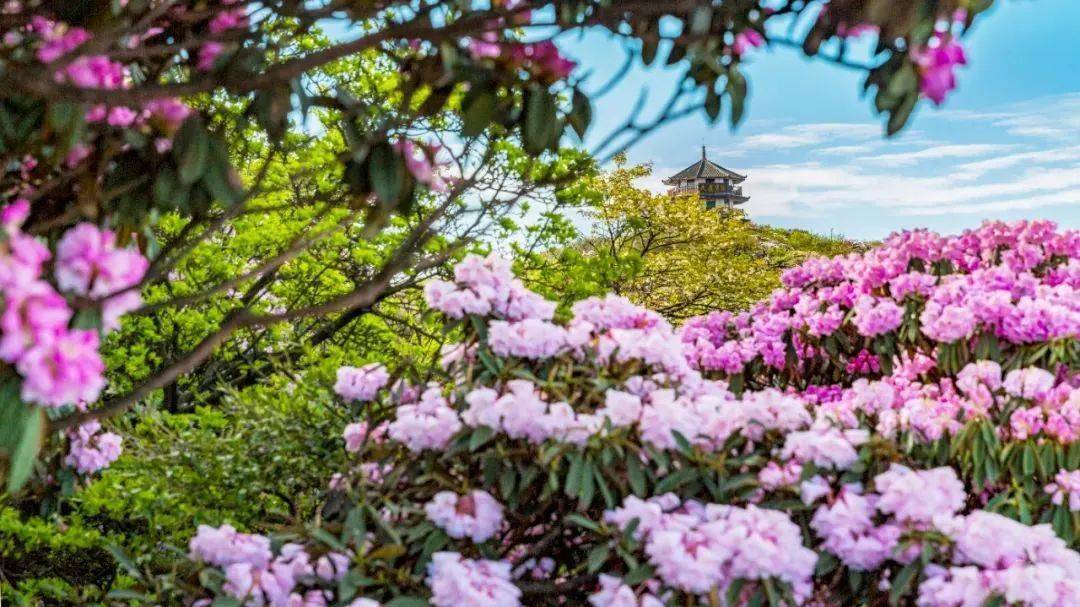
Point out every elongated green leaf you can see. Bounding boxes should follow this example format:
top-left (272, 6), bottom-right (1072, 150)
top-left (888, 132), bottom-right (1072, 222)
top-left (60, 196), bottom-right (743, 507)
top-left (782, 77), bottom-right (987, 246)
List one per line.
top-left (469, 426), bottom-right (495, 451)
top-left (370, 142), bottom-right (404, 205)
top-left (174, 117), bottom-right (210, 184)
top-left (0, 382), bottom-right (43, 493)
top-left (384, 598), bottom-right (428, 607)
top-left (587, 543), bottom-right (610, 573)
top-left (523, 87), bottom-right (559, 154)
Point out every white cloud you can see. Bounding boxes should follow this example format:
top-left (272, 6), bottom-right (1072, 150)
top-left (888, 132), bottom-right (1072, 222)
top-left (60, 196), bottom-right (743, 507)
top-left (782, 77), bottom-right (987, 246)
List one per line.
top-left (862, 144), bottom-right (1016, 166)
top-left (726, 93), bottom-right (1080, 222)
top-left (817, 144), bottom-right (877, 156)
top-left (940, 92), bottom-right (1080, 140)
top-left (730, 122), bottom-right (881, 151)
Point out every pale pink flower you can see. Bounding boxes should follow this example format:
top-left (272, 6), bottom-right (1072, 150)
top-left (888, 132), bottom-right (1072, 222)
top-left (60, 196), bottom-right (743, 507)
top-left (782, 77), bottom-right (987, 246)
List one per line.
top-left (425, 490), bottom-right (505, 543)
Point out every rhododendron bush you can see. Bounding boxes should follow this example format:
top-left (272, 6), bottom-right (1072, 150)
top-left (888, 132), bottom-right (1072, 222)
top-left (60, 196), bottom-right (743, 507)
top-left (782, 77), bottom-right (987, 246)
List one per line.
top-left (0, 0), bottom-right (1000, 499)
top-left (155, 221), bottom-right (1079, 606)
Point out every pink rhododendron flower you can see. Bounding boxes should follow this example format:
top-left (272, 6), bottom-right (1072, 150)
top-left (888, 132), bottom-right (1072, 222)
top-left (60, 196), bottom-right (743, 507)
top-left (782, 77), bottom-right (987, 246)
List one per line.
top-left (874, 464), bottom-right (966, 524)
top-left (334, 363), bottom-right (390, 402)
top-left (144, 97), bottom-right (192, 131)
top-left (32, 17), bottom-right (91, 63)
top-left (732, 29), bottom-right (765, 56)
top-left (17, 329), bottom-right (105, 407)
top-left (588, 575), bottom-right (663, 607)
top-left (1003, 367), bottom-right (1056, 401)
top-left (387, 387), bottom-right (462, 451)
top-left (813, 490), bottom-right (902, 570)
top-left (393, 139), bottom-right (448, 192)
top-left (488, 318), bottom-right (566, 359)
top-left (209, 9), bottom-right (248, 34)
top-left (781, 425), bottom-right (867, 470)
top-left (55, 223), bottom-right (148, 299)
top-left (314, 552), bottom-right (351, 582)
top-left (58, 55), bottom-right (127, 89)
top-left (424, 254), bottom-right (555, 321)
top-left (424, 490), bottom-right (505, 543)
top-left (189, 524), bottom-right (273, 569)
top-left (598, 389), bottom-right (644, 427)
top-left (64, 420), bottom-right (122, 474)
top-left (198, 41), bottom-right (225, 71)
top-left (426, 552), bottom-right (521, 607)
top-left (1045, 470), bottom-right (1080, 511)
top-left (852, 295), bottom-right (904, 337)
top-left (912, 35), bottom-right (967, 105)
top-left (0, 279), bottom-right (72, 363)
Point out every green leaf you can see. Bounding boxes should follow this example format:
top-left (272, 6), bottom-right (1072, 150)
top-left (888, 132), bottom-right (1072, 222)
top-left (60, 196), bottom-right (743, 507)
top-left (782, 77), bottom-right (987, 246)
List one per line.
top-left (202, 136), bottom-right (242, 206)
top-left (889, 561), bottom-right (920, 606)
top-left (499, 466), bottom-right (516, 498)
top-left (370, 142), bottom-right (404, 204)
top-left (421, 529), bottom-right (449, 559)
top-left (106, 589), bottom-right (151, 601)
top-left (523, 87), bottom-right (560, 154)
top-left (654, 467), bottom-right (695, 494)
top-left (173, 117), bottom-right (210, 184)
top-left (366, 543), bottom-right (406, 562)
top-left (727, 68), bottom-right (748, 127)
top-left (384, 597), bottom-right (429, 607)
top-left (626, 453), bottom-right (647, 496)
top-left (1022, 443), bottom-right (1036, 476)
top-left (624, 564), bottom-right (655, 585)
top-left (763, 579), bottom-right (781, 607)
top-left (587, 543), bottom-right (610, 573)
top-left (705, 87), bottom-right (722, 121)
top-left (578, 459), bottom-right (596, 509)
top-left (671, 431), bottom-right (694, 456)
top-left (594, 465), bottom-right (615, 509)
top-left (568, 89), bottom-right (592, 139)
top-left (462, 89), bottom-right (497, 137)
top-left (469, 426), bottom-right (495, 451)
top-left (726, 579), bottom-right (748, 607)
top-left (887, 92), bottom-right (918, 137)
top-left (153, 165), bottom-right (182, 207)
top-left (310, 527), bottom-right (349, 552)
top-left (106, 543), bottom-right (142, 578)
top-left (565, 452), bottom-right (584, 496)
top-left (565, 513), bottom-right (601, 533)
top-left (0, 382), bottom-right (43, 493)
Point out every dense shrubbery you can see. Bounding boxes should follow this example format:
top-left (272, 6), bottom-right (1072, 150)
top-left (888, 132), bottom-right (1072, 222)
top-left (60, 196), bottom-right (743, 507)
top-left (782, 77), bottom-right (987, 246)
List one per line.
top-left (0, 2), bottom-right (1041, 605)
top-left (130, 220), bottom-right (1080, 606)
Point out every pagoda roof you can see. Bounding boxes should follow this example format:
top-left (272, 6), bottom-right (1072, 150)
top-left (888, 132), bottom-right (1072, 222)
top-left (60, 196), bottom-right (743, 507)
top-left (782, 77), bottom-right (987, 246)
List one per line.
top-left (662, 147), bottom-right (746, 184)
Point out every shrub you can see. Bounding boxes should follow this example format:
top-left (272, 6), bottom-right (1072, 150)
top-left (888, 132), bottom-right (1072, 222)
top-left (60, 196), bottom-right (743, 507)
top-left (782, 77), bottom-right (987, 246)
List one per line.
top-left (142, 221), bottom-right (1080, 606)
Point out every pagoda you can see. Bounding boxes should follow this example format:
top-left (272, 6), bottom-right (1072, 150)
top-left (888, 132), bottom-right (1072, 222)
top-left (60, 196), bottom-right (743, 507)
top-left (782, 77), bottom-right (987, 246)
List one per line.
top-left (662, 147), bottom-right (749, 208)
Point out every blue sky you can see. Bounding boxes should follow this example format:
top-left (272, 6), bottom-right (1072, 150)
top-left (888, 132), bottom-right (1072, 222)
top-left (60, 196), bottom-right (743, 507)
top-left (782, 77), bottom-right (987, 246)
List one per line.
top-left (559, 0), bottom-right (1080, 240)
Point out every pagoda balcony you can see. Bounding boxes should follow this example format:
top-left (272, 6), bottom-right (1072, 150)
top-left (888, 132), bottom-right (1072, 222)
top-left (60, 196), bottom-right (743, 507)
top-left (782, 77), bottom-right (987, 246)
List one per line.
top-left (670, 184), bottom-right (744, 197)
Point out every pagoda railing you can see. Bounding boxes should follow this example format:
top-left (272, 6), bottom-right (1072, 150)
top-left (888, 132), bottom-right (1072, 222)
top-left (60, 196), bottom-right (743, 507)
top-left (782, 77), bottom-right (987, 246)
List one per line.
top-left (669, 184), bottom-right (744, 196)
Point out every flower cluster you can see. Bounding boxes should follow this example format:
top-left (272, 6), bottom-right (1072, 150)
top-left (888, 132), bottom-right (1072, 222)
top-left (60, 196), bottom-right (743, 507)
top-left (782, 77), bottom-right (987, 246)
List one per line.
top-left (427, 552), bottom-right (521, 607)
top-left (192, 225), bottom-right (1080, 605)
top-left (189, 525), bottom-right (374, 607)
top-left (334, 363), bottom-right (391, 403)
top-left (424, 489), bottom-right (505, 543)
top-left (606, 496), bottom-right (817, 600)
top-left (424, 254), bottom-right (556, 321)
top-left (1, 201), bottom-right (147, 409)
top-left (64, 420), bottom-right (122, 475)
top-left (684, 221), bottom-right (1079, 374)
top-left (468, 38), bottom-right (577, 80)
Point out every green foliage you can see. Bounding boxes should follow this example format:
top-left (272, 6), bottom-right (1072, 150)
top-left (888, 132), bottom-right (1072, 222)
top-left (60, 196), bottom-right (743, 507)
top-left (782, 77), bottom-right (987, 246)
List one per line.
top-left (516, 157), bottom-right (862, 319)
top-left (1, 376), bottom-right (361, 605)
top-left (0, 506), bottom-right (116, 605)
